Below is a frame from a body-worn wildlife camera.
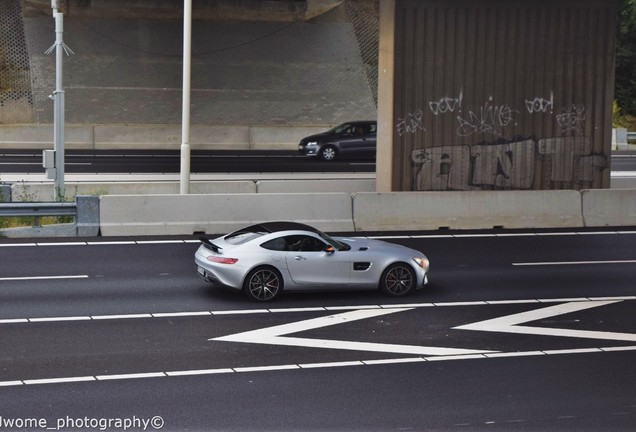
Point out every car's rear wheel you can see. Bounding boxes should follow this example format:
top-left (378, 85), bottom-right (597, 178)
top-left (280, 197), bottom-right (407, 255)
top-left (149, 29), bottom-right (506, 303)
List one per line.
top-left (379, 263), bottom-right (416, 297)
top-left (320, 145), bottom-right (337, 161)
top-left (243, 267), bottom-right (283, 302)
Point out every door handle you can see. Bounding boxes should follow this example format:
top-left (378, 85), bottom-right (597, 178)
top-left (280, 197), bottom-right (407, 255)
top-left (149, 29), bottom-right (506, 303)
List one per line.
top-left (294, 256), bottom-right (307, 260)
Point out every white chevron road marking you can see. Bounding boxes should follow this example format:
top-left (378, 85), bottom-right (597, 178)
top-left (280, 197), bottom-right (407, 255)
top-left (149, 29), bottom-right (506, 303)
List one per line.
top-left (212, 307), bottom-right (495, 356)
top-left (454, 300), bottom-right (636, 342)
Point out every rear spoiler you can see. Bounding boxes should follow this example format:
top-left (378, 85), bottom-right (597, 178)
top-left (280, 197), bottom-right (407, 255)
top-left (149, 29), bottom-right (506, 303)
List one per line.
top-left (200, 237), bottom-right (222, 253)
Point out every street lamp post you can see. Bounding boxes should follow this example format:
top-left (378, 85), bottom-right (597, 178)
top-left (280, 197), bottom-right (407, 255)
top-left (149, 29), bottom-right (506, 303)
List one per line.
top-left (45, 0), bottom-right (73, 200)
top-left (180, 0), bottom-right (192, 194)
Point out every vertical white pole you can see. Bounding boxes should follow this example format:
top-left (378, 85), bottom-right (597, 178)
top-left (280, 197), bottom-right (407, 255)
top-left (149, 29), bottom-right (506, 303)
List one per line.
top-left (53, 8), bottom-right (65, 199)
top-left (180, 0), bottom-right (192, 194)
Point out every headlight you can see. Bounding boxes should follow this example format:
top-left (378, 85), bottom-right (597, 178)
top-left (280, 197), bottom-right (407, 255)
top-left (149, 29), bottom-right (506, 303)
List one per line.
top-left (412, 257), bottom-right (429, 269)
top-left (306, 141), bottom-right (318, 146)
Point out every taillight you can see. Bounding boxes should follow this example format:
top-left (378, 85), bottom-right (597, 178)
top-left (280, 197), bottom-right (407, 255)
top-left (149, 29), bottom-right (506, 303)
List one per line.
top-left (207, 256), bottom-right (238, 264)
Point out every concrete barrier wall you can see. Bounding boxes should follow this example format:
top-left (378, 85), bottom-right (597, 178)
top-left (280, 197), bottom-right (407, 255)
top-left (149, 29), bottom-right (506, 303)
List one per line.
top-left (100, 193), bottom-right (354, 236)
top-left (10, 179), bottom-right (372, 201)
top-left (256, 179), bottom-right (376, 193)
top-left (10, 181), bottom-right (258, 202)
top-left (8, 189), bottom-right (635, 237)
top-left (93, 125), bottom-right (251, 150)
top-left (0, 125), bottom-right (94, 149)
top-left (352, 191), bottom-right (585, 231)
top-left (0, 124), bottom-right (329, 151)
top-left (611, 175), bottom-right (636, 189)
top-left (249, 126), bottom-right (328, 150)
top-left (581, 189), bottom-right (636, 227)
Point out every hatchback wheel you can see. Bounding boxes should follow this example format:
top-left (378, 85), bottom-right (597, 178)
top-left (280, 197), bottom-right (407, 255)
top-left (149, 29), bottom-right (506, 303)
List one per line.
top-left (243, 267), bottom-right (282, 302)
top-left (320, 145), bottom-right (337, 161)
top-left (380, 263), bottom-right (416, 297)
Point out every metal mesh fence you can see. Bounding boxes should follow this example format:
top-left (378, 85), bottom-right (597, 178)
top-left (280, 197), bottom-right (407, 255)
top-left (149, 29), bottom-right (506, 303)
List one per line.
top-left (0, 0), bottom-right (33, 123)
top-left (345, 0), bottom-right (379, 106)
top-left (4, 1), bottom-right (378, 126)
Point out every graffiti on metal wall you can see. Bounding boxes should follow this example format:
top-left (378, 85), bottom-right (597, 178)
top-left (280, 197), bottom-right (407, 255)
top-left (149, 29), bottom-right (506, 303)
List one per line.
top-left (429, 93), bottom-right (463, 115)
top-left (396, 109), bottom-right (425, 136)
top-left (525, 93), bottom-right (554, 113)
top-left (411, 137), bottom-right (606, 190)
top-left (402, 93), bottom-right (604, 190)
top-left (456, 99), bottom-right (517, 137)
top-left (399, 93), bottom-right (586, 139)
top-left (556, 105), bottom-right (586, 134)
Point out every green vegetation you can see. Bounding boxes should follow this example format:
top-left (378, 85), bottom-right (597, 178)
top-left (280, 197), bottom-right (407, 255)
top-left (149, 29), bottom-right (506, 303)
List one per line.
top-left (0, 183), bottom-right (96, 230)
top-left (615, 0), bottom-right (636, 128)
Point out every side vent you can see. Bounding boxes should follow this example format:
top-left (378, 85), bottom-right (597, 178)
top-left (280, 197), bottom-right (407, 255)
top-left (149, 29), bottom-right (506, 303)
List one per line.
top-left (353, 262), bottom-right (371, 271)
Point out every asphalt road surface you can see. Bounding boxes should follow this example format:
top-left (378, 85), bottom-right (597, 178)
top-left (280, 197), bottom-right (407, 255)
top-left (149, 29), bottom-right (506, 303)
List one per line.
top-left (0, 228), bottom-right (635, 431)
top-left (3, 149), bottom-right (635, 175)
top-left (0, 150), bottom-right (375, 174)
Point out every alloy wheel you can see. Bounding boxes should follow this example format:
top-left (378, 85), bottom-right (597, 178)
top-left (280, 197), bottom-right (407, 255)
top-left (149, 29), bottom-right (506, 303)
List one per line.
top-left (246, 269), bottom-right (281, 301)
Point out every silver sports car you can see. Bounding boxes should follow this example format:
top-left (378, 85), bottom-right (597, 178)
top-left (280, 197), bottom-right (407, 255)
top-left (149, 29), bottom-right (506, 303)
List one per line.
top-left (195, 221), bottom-right (430, 302)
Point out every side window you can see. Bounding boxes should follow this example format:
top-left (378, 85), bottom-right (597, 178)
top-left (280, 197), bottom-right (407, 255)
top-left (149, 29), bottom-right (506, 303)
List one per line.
top-left (260, 237), bottom-right (286, 251)
top-left (368, 123), bottom-right (377, 134)
top-left (341, 126), bottom-right (355, 136)
top-left (284, 235), bottom-right (327, 252)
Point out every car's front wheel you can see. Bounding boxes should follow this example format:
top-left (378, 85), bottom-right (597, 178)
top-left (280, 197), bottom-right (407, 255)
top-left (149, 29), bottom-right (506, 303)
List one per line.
top-left (320, 145), bottom-right (337, 161)
top-left (379, 263), bottom-right (416, 297)
top-left (243, 267), bottom-right (283, 302)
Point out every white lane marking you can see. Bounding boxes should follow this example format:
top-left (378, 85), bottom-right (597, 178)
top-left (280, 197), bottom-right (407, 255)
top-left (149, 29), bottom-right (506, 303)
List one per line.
top-left (2, 296), bottom-right (635, 324)
top-left (0, 230), bottom-right (634, 249)
top-left (136, 240), bottom-right (186, 244)
top-left (234, 365), bottom-right (299, 373)
top-left (513, 260), bottom-right (636, 266)
top-left (212, 309), bottom-right (270, 315)
top-left (36, 242), bottom-right (88, 247)
top-left (362, 357), bottom-right (425, 365)
top-left (0, 275), bottom-right (89, 282)
top-left (165, 368), bottom-right (234, 376)
top-left (0, 380), bottom-right (24, 387)
top-left (24, 376), bottom-right (95, 385)
top-left (0, 319), bottom-right (28, 324)
top-left (151, 311), bottom-right (211, 318)
top-left (601, 346), bottom-right (636, 352)
top-left (268, 307), bottom-right (327, 313)
top-left (299, 361), bottom-right (364, 369)
top-left (91, 314), bottom-right (153, 320)
top-left (455, 301), bottom-right (636, 342)
top-left (324, 305), bottom-right (381, 311)
top-left (86, 241), bottom-right (136, 245)
top-left (96, 372), bottom-right (166, 381)
top-left (29, 316), bottom-right (91, 323)
top-left (1, 345), bottom-right (635, 387)
top-left (212, 308), bottom-right (495, 356)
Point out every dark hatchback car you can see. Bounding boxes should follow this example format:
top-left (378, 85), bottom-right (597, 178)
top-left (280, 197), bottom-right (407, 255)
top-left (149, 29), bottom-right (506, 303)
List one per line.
top-left (298, 121), bottom-right (377, 161)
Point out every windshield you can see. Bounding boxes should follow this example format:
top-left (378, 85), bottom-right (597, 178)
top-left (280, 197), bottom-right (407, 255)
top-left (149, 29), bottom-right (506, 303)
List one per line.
top-left (317, 231), bottom-right (351, 251)
top-left (327, 123), bottom-right (353, 134)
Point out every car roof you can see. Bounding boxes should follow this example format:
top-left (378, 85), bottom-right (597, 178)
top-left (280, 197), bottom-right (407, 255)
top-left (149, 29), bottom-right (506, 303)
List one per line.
top-left (231, 221), bottom-right (322, 235)
top-left (345, 120), bottom-right (376, 125)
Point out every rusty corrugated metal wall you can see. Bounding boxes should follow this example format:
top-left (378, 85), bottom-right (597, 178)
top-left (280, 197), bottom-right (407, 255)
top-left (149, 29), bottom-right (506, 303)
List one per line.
top-left (392, 0), bottom-right (617, 191)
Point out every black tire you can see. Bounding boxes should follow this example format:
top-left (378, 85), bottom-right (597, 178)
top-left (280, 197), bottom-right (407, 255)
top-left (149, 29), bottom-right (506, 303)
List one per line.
top-left (319, 145), bottom-right (337, 161)
top-left (379, 263), bottom-right (416, 297)
top-left (243, 267), bottom-right (283, 302)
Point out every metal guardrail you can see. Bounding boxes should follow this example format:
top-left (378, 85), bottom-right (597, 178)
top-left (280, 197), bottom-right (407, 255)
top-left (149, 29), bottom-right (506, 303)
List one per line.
top-left (0, 202), bottom-right (76, 227)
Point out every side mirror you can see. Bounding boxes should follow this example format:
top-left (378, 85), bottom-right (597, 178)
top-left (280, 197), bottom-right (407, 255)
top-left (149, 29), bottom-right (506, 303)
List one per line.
top-left (324, 246), bottom-right (335, 254)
